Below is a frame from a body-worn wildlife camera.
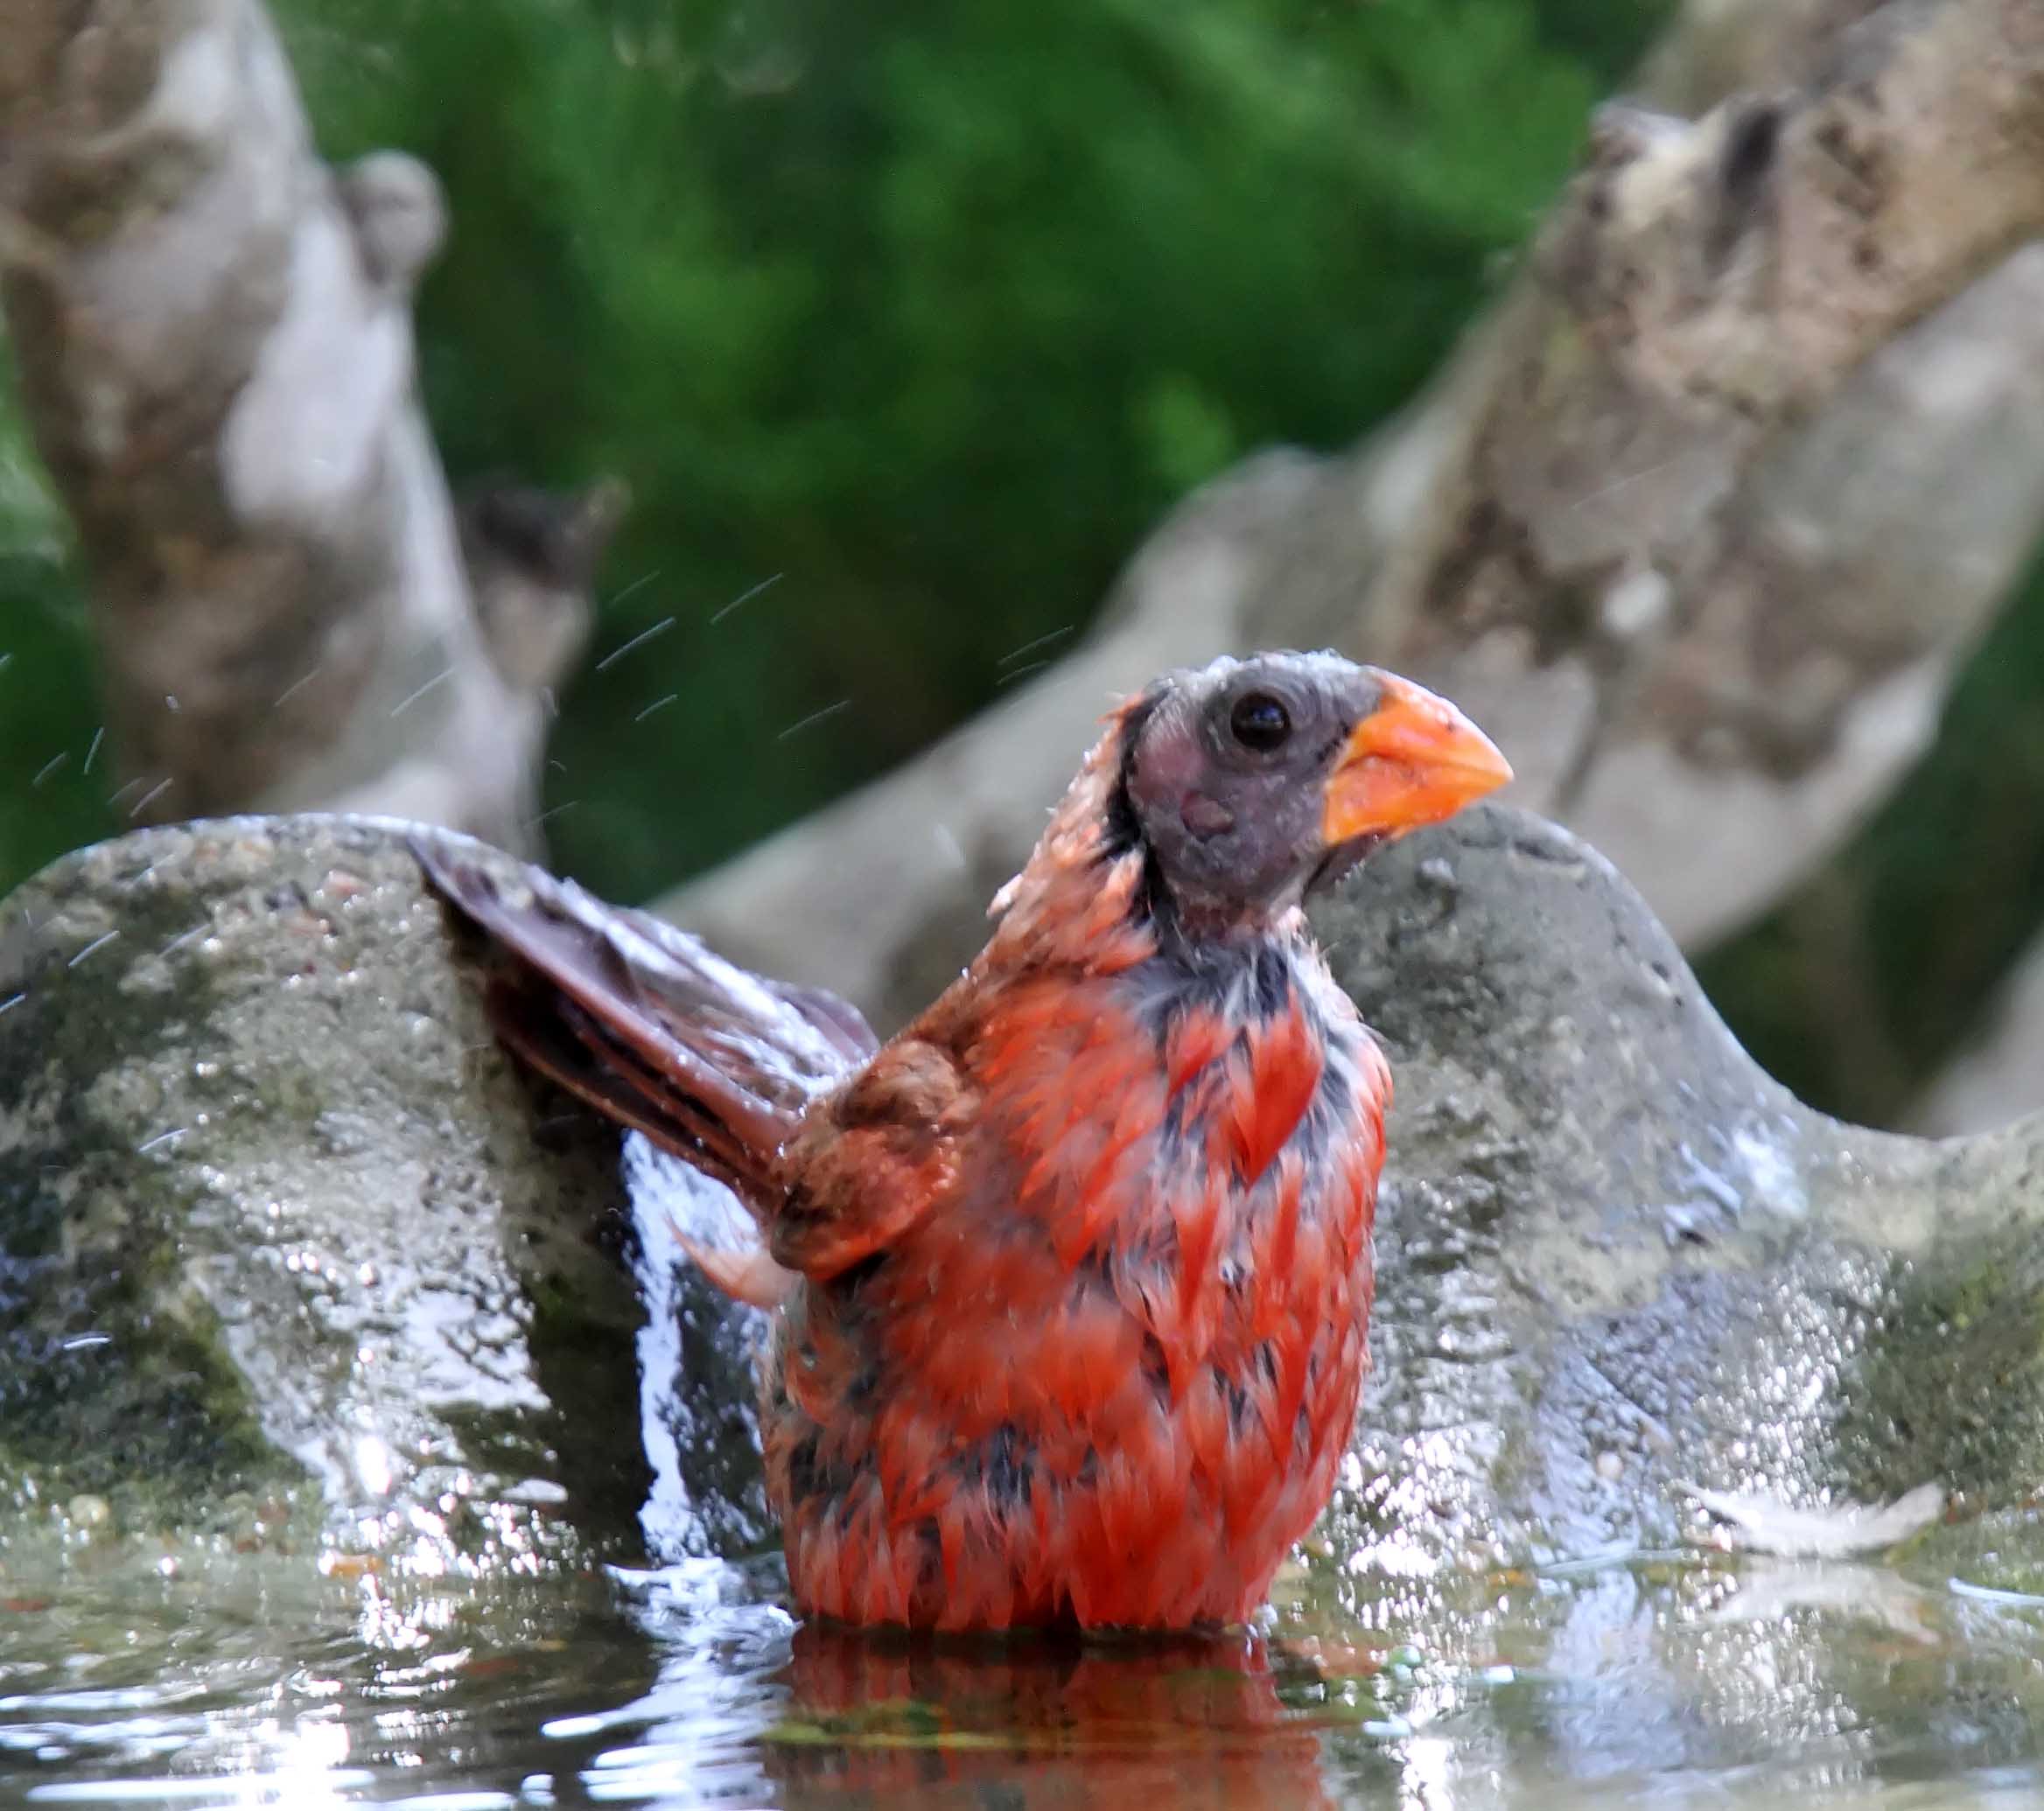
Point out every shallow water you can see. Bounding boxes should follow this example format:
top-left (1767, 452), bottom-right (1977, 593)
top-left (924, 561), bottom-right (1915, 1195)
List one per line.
top-left (6, 1529), bottom-right (2044, 1810)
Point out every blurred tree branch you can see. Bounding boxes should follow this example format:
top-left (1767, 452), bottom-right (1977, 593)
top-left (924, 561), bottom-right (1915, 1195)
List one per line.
top-left (669, 0), bottom-right (2044, 1027)
top-left (0, 0), bottom-right (615, 848)
top-left (1916, 931), bottom-right (2044, 1134)
top-left (1696, 535), bottom-right (2044, 1132)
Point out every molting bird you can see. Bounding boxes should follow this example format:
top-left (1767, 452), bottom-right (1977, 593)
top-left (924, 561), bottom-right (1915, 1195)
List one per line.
top-left (416, 651), bottom-right (1509, 1630)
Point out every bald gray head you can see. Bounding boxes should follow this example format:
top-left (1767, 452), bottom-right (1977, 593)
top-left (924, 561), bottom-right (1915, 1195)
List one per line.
top-left (1115, 651), bottom-right (1510, 933)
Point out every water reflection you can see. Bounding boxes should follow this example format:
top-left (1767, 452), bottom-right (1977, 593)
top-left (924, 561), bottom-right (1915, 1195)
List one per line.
top-left (548, 1559), bottom-right (791, 1804)
top-left (766, 1623), bottom-right (1342, 1809)
top-left (0, 1542), bottom-right (664, 1807)
top-left (579, 1559), bottom-right (1421, 1808)
top-left (9, 1546), bottom-right (2044, 1807)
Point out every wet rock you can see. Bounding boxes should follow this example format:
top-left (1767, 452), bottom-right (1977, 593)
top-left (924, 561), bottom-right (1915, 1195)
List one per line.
top-left (4, 804), bottom-right (2040, 1612)
top-left (1279, 805), bottom-right (2044, 1795)
top-left (1315, 802), bottom-right (2044, 1579)
top-left (0, 815), bottom-right (766, 1570)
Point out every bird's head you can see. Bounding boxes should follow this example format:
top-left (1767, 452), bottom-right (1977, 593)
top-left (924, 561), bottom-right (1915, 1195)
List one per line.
top-left (1108, 651), bottom-right (1512, 935)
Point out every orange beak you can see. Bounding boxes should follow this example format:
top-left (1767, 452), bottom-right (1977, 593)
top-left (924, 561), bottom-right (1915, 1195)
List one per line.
top-left (1321, 671), bottom-right (1513, 845)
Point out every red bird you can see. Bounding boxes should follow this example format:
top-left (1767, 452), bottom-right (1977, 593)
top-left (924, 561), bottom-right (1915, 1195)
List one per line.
top-left (418, 652), bottom-right (1508, 1631)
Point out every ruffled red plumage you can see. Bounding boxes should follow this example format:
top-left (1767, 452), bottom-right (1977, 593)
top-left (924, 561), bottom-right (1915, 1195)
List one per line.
top-left (418, 654), bottom-right (1507, 1631)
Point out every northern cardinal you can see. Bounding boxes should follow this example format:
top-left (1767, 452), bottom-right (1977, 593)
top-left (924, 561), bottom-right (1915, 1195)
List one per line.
top-left (417, 652), bottom-right (1508, 1631)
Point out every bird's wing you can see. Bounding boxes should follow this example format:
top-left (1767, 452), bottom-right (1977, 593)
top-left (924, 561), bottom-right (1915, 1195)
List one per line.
top-left (414, 836), bottom-right (876, 1212)
top-left (767, 1034), bottom-right (977, 1282)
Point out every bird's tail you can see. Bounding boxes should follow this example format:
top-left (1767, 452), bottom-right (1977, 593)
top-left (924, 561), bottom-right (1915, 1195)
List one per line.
top-left (414, 836), bottom-right (877, 1302)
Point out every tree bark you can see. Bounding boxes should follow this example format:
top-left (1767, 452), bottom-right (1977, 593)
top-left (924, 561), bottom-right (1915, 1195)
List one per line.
top-left (668, 0), bottom-right (2044, 1028)
top-left (0, 0), bottom-right (605, 850)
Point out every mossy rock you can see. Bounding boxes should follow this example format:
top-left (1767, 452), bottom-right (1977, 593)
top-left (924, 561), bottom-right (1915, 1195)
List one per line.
top-left (0, 815), bottom-right (766, 1570)
top-left (1314, 805), bottom-right (2044, 1574)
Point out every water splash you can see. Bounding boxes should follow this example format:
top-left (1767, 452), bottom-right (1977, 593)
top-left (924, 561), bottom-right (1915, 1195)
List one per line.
top-left (620, 1133), bottom-right (766, 1564)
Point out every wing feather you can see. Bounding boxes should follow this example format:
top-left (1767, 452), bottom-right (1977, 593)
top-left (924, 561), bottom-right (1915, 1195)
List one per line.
top-left (415, 833), bottom-right (876, 1220)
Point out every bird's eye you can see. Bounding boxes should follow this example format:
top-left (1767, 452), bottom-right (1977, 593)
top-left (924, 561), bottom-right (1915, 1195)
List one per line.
top-left (1228, 691), bottom-right (1292, 752)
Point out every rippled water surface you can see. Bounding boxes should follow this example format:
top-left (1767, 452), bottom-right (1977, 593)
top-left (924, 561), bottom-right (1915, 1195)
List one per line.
top-left (5, 1532), bottom-right (2044, 1809)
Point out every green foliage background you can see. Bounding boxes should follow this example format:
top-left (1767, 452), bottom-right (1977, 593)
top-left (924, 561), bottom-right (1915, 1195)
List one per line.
top-left (4, 0), bottom-right (2042, 1126)
top-left (1, 0), bottom-right (1657, 894)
